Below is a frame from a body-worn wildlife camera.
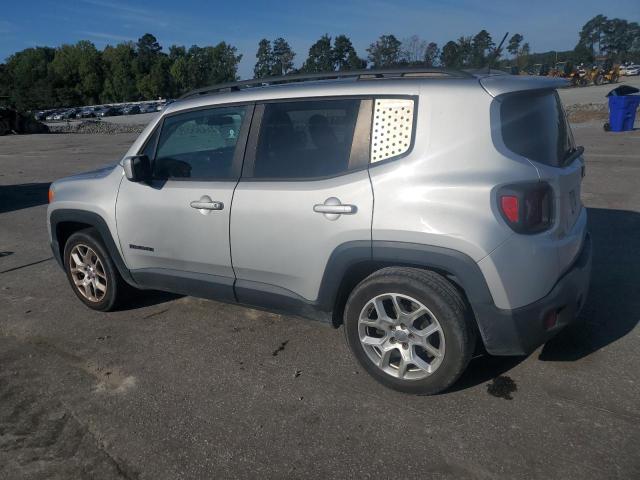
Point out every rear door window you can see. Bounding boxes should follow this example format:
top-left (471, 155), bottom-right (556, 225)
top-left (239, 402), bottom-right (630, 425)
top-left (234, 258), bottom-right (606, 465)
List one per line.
top-left (500, 91), bottom-right (574, 167)
top-left (252, 99), bottom-right (360, 179)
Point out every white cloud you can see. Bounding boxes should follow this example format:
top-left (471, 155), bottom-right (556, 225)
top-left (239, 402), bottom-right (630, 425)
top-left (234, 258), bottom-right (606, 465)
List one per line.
top-left (78, 31), bottom-right (134, 42)
top-left (80, 0), bottom-right (169, 28)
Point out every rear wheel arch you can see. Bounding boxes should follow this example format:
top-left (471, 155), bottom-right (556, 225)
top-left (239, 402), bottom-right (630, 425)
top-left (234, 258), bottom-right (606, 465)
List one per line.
top-left (330, 260), bottom-right (474, 326)
top-left (323, 241), bottom-right (492, 339)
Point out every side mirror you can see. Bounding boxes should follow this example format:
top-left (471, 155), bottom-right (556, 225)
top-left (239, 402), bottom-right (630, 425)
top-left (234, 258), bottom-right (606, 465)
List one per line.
top-left (123, 155), bottom-right (151, 183)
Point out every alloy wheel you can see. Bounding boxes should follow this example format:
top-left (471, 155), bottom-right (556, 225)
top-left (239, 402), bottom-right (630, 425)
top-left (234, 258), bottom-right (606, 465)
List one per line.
top-left (68, 244), bottom-right (108, 302)
top-left (358, 293), bottom-right (445, 380)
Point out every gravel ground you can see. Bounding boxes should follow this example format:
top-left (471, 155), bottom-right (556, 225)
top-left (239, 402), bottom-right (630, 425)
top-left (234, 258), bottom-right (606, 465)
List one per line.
top-left (47, 120), bottom-right (146, 135)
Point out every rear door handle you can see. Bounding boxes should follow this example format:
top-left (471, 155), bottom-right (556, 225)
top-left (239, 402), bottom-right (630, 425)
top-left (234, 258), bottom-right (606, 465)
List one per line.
top-left (190, 200), bottom-right (224, 210)
top-left (313, 197), bottom-right (357, 219)
top-left (313, 204), bottom-right (356, 214)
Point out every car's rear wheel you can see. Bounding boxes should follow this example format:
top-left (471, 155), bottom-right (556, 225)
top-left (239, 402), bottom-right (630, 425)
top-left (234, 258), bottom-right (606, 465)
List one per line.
top-left (344, 267), bottom-right (476, 395)
top-left (63, 228), bottom-right (128, 311)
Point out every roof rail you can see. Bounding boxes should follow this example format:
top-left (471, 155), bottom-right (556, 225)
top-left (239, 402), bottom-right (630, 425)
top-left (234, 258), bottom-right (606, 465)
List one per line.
top-left (179, 67), bottom-right (473, 100)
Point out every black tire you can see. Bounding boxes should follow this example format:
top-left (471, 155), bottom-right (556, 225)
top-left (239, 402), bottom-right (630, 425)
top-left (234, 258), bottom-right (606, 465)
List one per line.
top-left (63, 228), bottom-right (129, 311)
top-left (343, 267), bottom-right (476, 395)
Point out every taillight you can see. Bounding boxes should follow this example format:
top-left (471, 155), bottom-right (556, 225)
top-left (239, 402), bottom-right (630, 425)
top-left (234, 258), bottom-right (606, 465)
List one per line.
top-left (48, 186), bottom-right (55, 203)
top-left (500, 196), bottom-right (519, 223)
top-left (497, 183), bottom-right (553, 234)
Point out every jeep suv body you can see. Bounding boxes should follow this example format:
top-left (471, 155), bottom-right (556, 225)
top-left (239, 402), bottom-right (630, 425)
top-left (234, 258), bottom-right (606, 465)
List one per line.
top-left (47, 69), bottom-right (591, 394)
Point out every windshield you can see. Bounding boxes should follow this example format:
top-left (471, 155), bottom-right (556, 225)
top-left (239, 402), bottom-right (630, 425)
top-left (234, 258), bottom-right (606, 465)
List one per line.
top-left (500, 90), bottom-right (575, 167)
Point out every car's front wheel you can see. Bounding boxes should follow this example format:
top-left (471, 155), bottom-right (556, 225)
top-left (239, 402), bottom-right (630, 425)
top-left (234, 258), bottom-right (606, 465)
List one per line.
top-left (63, 228), bottom-right (128, 311)
top-left (344, 267), bottom-right (476, 395)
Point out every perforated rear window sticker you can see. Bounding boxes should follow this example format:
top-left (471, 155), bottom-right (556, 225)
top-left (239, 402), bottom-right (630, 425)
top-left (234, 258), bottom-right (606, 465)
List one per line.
top-left (371, 99), bottom-right (414, 163)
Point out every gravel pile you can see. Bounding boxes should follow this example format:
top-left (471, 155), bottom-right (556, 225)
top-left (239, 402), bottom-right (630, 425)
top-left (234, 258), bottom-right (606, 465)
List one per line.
top-left (565, 103), bottom-right (609, 123)
top-left (48, 120), bottom-right (145, 134)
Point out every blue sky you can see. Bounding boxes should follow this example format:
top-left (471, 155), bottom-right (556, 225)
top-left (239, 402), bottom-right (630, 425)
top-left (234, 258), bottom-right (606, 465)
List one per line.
top-left (1, 0), bottom-right (639, 78)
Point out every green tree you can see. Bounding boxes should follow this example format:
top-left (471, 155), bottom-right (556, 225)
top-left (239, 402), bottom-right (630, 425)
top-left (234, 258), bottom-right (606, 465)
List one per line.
top-left (168, 45), bottom-right (188, 94)
top-left (456, 36), bottom-right (473, 67)
top-left (133, 33), bottom-right (164, 98)
top-left (146, 54), bottom-right (172, 99)
top-left (0, 64), bottom-right (9, 102)
top-left (135, 33), bottom-right (162, 75)
top-left (101, 42), bottom-right (137, 102)
top-left (4, 47), bottom-right (57, 110)
top-left (507, 34), bottom-right (523, 58)
top-left (272, 38), bottom-right (295, 75)
top-left (50, 41), bottom-right (103, 106)
top-left (578, 14), bottom-right (608, 57)
top-left (471, 30), bottom-right (494, 67)
top-left (367, 34), bottom-right (402, 68)
top-left (208, 41), bottom-right (242, 84)
top-left (575, 15), bottom-right (640, 62)
top-left (572, 42), bottom-right (594, 64)
top-left (184, 42), bottom-right (241, 90)
top-left (333, 34), bottom-right (364, 70)
top-left (302, 34), bottom-right (334, 73)
top-left (254, 39), bottom-right (274, 78)
top-left (518, 42), bottom-right (531, 70)
top-left (440, 41), bottom-right (461, 68)
top-left (602, 19), bottom-right (640, 60)
top-left (424, 42), bottom-right (439, 67)
top-left (400, 35), bottom-right (427, 65)
top-left (76, 41), bottom-right (103, 104)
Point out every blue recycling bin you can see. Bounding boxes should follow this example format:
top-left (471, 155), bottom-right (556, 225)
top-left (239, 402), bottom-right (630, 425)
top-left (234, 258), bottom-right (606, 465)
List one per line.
top-left (608, 95), bottom-right (640, 132)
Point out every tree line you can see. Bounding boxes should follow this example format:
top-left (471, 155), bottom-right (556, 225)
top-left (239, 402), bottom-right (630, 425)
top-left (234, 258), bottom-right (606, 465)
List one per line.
top-left (0, 34), bottom-right (242, 111)
top-left (1, 14), bottom-right (638, 112)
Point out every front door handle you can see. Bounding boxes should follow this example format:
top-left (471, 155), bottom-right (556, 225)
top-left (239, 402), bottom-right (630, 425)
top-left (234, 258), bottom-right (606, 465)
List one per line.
top-left (313, 204), bottom-right (356, 214)
top-left (190, 200), bottom-right (224, 210)
top-left (313, 197), bottom-right (357, 220)
top-left (190, 195), bottom-right (224, 213)
top-left (190, 201), bottom-right (223, 210)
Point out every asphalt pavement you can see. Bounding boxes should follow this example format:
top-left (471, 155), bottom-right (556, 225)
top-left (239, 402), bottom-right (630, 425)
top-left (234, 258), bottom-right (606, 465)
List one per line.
top-left (0, 121), bottom-right (639, 479)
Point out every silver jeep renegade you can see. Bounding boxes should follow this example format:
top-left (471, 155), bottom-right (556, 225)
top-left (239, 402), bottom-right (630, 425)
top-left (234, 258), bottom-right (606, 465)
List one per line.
top-left (47, 69), bottom-right (592, 394)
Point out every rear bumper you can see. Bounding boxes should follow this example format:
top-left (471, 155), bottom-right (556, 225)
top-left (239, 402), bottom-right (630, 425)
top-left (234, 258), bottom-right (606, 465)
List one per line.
top-left (475, 232), bottom-right (592, 355)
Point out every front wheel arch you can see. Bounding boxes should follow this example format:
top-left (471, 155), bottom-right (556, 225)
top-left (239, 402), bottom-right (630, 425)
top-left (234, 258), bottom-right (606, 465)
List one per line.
top-left (50, 209), bottom-right (137, 287)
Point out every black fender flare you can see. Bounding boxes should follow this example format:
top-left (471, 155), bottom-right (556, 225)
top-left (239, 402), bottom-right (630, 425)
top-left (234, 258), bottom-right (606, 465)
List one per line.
top-left (49, 209), bottom-right (137, 286)
top-left (316, 240), bottom-right (500, 349)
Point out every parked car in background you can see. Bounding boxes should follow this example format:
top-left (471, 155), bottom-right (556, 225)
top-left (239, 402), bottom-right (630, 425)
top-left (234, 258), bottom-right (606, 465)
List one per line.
top-left (61, 109), bottom-right (79, 120)
top-left (47, 69), bottom-right (591, 395)
top-left (623, 65), bottom-right (639, 76)
top-left (96, 107), bottom-right (121, 118)
top-left (122, 105), bottom-right (141, 115)
top-left (76, 108), bottom-right (96, 118)
top-left (140, 103), bottom-right (158, 113)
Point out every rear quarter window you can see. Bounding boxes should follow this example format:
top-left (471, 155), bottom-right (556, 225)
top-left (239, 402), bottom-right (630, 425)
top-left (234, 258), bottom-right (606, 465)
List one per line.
top-left (500, 90), bottom-right (574, 167)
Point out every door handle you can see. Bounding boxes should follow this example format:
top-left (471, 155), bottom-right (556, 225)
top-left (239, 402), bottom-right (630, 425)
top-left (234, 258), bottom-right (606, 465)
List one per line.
top-left (313, 204), bottom-right (356, 214)
top-left (313, 197), bottom-right (357, 220)
top-left (190, 200), bottom-right (224, 210)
